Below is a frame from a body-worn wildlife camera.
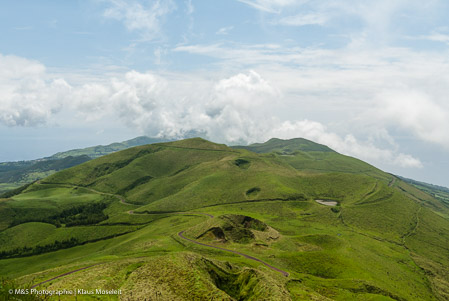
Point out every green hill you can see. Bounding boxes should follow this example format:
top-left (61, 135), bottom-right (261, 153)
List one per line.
top-left (0, 137), bottom-right (448, 300)
top-left (48, 136), bottom-right (170, 160)
top-left (0, 155), bottom-right (91, 195)
top-left (0, 136), bottom-right (169, 195)
top-left (233, 137), bottom-right (335, 153)
top-left (233, 137), bottom-right (389, 180)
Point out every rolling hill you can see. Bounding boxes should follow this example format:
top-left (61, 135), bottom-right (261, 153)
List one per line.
top-left (0, 137), bottom-right (448, 300)
top-left (0, 136), bottom-right (169, 195)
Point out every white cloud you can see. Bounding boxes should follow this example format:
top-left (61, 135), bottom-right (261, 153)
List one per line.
top-left (0, 54), bottom-right (69, 127)
top-left (420, 32), bottom-right (449, 44)
top-left (185, 0), bottom-right (194, 15)
top-left (237, 0), bottom-right (443, 47)
top-left (278, 13), bottom-right (327, 26)
top-left (378, 90), bottom-right (449, 149)
top-left (393, 153), bottom-right (423, 168)
top-left (237, 0), bottom-right (302, 13)
top-left (0, 52), bottom-right (427, 169)
top-left (216, 26), bottom-right (234, 35)
top-left (103, 0), bottom-right (176, 40)
top-left (173, 41), bottom-right (449, 145)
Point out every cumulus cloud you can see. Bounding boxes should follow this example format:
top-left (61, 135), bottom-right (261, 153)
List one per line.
top-left (93, 69), bottom-right (421, 168)
top-left (0, 54), bottom-right (69, 126)
top-left (378, 90), bottom-right (449, 149)
top-left (0, 52), bottom-right (425, 169)
top-left (174, 40), bottom-right (449, 154)
top-left (201, 70), bottom-right (280, 143)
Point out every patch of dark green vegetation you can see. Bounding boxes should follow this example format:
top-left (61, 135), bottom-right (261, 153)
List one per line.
top-left (245, 187), bottom-right (261, 196)
top-left (197, 227), bottom-right (227, 241)
top-left (222, 214), bottom-right (267, 232)
top-left (7, 208), bottom-right (59, 229)
top-left (10, 202), bottom-right (109, 228)
top-left (49, 202), bottom-right (108, 227)
top-left (0, 238), bottom-right (80, 259)
top-left (0, 181), bottom-right (36, 198)
top-left (117, 176), bottom-right (153, 195)
top-left (171, 165), bottom-right (192, 176)
top-left (331, 207), bottom-right (340, 213)
top-left (234, 158), bottom-right (250, 169)
top-left (0, 225), bottom-right (140, 259)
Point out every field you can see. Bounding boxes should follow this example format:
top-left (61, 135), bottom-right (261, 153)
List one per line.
top-left (0, 138), bottom-right (448, 300)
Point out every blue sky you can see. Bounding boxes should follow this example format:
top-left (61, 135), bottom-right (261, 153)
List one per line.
top-left (1, 0), bottom-right (449, 187)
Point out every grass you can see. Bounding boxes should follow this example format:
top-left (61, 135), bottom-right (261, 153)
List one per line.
top-left (195, 200), bottom-right (438, 300)
top-left (399, 175), bottom-right (449, 206)
top-left (0, 137), bottom-right (448, 300)
top-left (0, 183), bottom-right (22, 195)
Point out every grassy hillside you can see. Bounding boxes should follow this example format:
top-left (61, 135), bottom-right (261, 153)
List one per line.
top-left (49, 136), bottom-right (170, 160)
top-left (0, 156), bottom-right (91, 195)
top-left (0, 136), bottom-right (169, 195)
top-left (399, 175), bottom-right (449, 206)
top-left (234, 138), bottom-right (390, 181)
top-left (0, 137), bottom-right (448, 300)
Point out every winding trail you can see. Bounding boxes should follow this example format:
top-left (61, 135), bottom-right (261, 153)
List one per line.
top-left (30, 263), bottom-right (102, 289)
top-left (401, 205), bottom-right (422, 245)
top-left (388, 176), bottom-right (396, 187)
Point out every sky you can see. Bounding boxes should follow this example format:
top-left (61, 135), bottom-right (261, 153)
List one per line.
top-left (1, 0), bottom-right (449, 187)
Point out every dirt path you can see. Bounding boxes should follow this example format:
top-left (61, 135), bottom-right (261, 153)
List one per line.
top-left (39, 182), bottom-right (135, 206)
top-left (31, 263), bottom-right (102, 288)
top-left (388, 176), bottom-right (396, 187)
top-left (80, 186), bottom-right (134, 206)
top-left (401, 205), bottom-right (422, 245)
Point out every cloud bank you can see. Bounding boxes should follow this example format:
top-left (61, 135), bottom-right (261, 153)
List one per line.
top-left (0, 52), bottom-right (426, 169)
